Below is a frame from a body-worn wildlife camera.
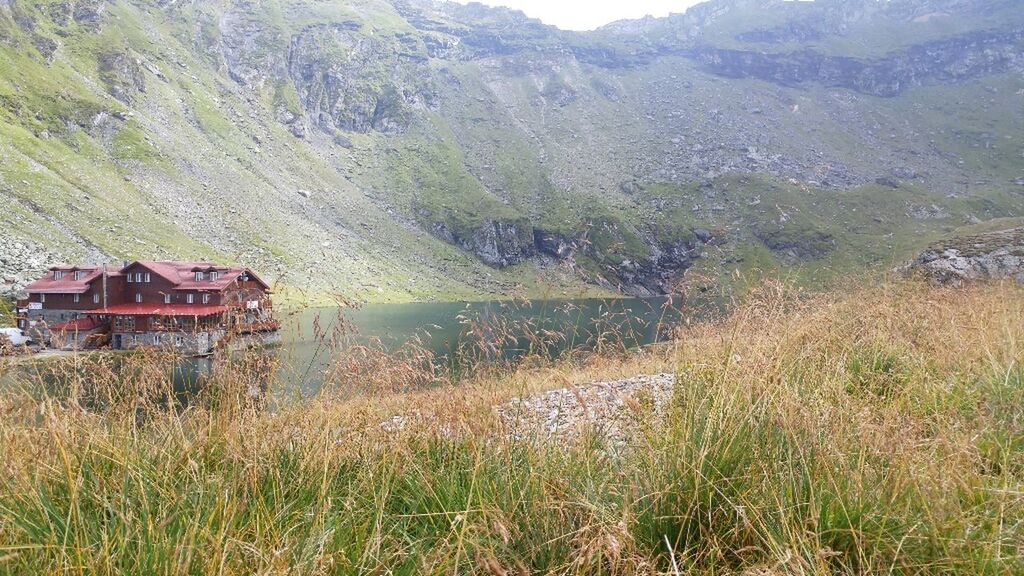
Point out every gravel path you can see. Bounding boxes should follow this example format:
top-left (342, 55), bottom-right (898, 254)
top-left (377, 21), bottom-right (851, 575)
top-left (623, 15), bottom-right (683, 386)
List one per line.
top-left (497, 373), bottom-right (676, 444)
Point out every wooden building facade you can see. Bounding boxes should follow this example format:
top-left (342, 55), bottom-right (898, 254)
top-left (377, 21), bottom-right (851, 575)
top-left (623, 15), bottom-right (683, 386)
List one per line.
top-left (17, 261), bottom-right (276, 354)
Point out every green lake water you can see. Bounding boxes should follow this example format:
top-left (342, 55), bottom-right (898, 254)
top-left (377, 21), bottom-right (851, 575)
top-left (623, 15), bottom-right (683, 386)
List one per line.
top-left (177, 296), bottom-right (687, 398)
top-left (7, 296), bottom-right (696, 402)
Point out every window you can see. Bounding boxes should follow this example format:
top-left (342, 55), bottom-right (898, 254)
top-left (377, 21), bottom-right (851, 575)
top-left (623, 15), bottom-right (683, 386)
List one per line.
top-left (127, 273), bottom-right (133, 283)
top-left (195, 271), bottom-right (205, 282)
top-left (135, 273), bottom-right (143, 283)
top-left (135, 293), bottom-right (142, 303)
top-left (186, 293), bottom-right (194, 304)
top-left (74, 271), bottom-right (85, 280)
top-left (202, 294), bottom-right (211, 304)
top-left (114, 316), bottom-right (136, 332)
top-left (145, 273), bottom-right (151, 283)
top-left (164, 294), bottom-right (171, 304)
top-left (93, 293), bottom-right (100, 304)
top-left (210, 271), bottom-right (219, 282)
top-left (73, 294), bottom-right (80, 303)
top-left (53, 270), bottom-right (64, 280)
top-left (40, 294), bottom-right (45, 303)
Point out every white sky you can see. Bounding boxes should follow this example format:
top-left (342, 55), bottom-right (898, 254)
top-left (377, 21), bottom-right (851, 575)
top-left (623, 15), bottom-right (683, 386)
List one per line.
top-left (453, 0), bottom-right (706, 31)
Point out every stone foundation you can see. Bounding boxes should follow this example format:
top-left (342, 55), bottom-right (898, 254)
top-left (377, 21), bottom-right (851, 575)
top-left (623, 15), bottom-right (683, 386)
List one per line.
top-left (112, 330), bottom-right (226, 355)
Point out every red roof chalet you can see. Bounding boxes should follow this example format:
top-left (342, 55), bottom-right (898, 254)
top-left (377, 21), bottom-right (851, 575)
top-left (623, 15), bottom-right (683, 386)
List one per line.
top-left (18, 261), bottom-right (277, 353)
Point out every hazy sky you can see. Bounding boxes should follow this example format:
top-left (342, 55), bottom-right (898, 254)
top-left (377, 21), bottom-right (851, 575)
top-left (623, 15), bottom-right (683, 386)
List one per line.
top-left (454, 0), bottom-right (704, 31)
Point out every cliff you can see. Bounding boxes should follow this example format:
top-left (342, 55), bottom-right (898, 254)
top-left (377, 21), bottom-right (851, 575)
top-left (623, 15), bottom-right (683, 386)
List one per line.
top-left (1, 0), bottom-right (1022, 300)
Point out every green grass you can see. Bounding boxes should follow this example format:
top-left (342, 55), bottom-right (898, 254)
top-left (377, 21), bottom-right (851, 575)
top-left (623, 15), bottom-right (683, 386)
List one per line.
top-left (383, 128), bottom-right (525, 237)
top-left (0, 297), bottom-right (13, 326)
top-left (0, 281), bottom-right (1022, 572)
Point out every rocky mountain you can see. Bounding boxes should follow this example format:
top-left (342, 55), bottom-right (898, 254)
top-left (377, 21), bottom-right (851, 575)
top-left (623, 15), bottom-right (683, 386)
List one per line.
top-left (1, 0), bottom-right (1022, 301)
top-left (904, 218), bottom-right (1024, 284)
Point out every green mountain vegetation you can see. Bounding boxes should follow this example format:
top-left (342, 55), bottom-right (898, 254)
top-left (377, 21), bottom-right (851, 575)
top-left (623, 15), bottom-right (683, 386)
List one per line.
top-left (1, 0), bottom-right (1022, 302)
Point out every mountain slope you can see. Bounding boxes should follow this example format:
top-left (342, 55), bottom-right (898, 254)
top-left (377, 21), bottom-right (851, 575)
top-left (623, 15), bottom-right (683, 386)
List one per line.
top-left (1, 0), bottom-right (1022, 301)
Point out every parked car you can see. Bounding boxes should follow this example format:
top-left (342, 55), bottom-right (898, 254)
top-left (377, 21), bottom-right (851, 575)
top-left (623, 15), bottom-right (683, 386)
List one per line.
top-left (0, 327), bottom-right (32, 347)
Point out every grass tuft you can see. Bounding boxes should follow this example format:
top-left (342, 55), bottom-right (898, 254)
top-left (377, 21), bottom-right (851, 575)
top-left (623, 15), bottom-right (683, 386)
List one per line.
top-left (0, 279), bottom-right (1022, 573)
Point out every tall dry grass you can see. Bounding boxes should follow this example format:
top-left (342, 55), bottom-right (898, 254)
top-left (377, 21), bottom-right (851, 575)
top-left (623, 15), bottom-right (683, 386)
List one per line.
top-left (0, 279), bottom-right (1021, 574)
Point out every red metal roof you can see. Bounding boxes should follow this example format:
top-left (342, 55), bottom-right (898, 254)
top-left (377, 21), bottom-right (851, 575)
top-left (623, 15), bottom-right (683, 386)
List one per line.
top-left (51, 317), bottom-right (103, 332)
top-left (85, 304), bottom-right (229, 317)
top-left (128, 261), bottom-right (270, 292)
top-left (24, 267), bottom-right (104, 294)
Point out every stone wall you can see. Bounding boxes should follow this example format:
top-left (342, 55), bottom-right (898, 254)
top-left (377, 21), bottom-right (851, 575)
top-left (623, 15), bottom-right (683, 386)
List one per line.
top-left (112, 329), bottom-right (226, 355)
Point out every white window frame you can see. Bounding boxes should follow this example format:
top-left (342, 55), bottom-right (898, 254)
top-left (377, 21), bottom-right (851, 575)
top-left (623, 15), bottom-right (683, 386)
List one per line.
top-left (93, 293), bottom-right (100, 304)
top-left (73, 294), bottom-right (80, 303)
top-left (210, 271), bottom-right (219, 282)
top-left (136, 273), bottom-right (144, 283)
top-left (40, 294), bottom-right (46, 303)
top-left (202, 293), bottom-right (211, 304)
top-left (53, 270), bottom-right (64, 280)
top-left (74, 271), bottom-right (85, 280)
top-left (145, 273), bottom-right (151, 283)
top-left (135, 293), bottom-right (142, 303)
top-left (186, 293), bottom-right (194, 304)
top-left (127, 273), bottom-right (133, 283)
top-left (164, 294), bottom-right (171, 304)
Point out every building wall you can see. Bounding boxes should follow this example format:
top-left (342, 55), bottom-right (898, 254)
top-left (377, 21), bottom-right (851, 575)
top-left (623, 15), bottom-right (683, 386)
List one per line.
top-left (111, 314), bottom-right (222, 334)
top-left (112, 329), bottom-right (226, 355)
top-left (25, 292), bottom-right (98, 311)
top-left (20, 308), bottom-right (81, 323)
top-left (121, 264), bottom-right (183, 305)
top-left (50, 330), bottom-right (98, 351)
top-left (98, 275), bottom-right (127, 308)
top-left (121, 263), bottom-right (229, 306)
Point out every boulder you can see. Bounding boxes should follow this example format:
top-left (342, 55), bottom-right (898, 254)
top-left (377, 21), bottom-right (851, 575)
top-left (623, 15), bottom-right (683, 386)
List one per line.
top-left (902, 227), bottom-right (1024, 285)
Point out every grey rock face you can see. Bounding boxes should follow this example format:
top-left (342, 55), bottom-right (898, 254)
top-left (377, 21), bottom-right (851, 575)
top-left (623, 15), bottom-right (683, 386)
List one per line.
top-left (72, 0), bottom-right (103, 26)
top-left (217, 6), bottom-right (287, 89)
top-left (432, 218), bottom-right (536, 268)
top-left (534, 230), bottom-right (577, 260)
top-left (98, 49), bottom-right (146, 103)
top-left (286, 23), bottom-right (435, 134)
top-left (0, 238), bottom-right (58, 297)
top-left (691, 29), bottom-right (1024, 97)
top-left (617, 240), bottom-right (700, 296)
top-left (31, 33), bottom-right (57, 62)
top-left (472, 219), bottom-right (536, 267)
top-left (534, 229), bottom-right (700, 296)
top-left (905, 227), bottom-right (1024, 285)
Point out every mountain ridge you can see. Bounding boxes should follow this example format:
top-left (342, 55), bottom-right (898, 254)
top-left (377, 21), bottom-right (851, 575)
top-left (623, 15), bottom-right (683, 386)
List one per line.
top-left (1, 0), bottom-right (1022, 302)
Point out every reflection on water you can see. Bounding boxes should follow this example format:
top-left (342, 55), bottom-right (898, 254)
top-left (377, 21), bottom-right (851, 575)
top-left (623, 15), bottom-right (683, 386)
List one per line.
top-left (278, 296), bottom-right (681, 396)
top-left (7, 296), bottom-right (691, 403)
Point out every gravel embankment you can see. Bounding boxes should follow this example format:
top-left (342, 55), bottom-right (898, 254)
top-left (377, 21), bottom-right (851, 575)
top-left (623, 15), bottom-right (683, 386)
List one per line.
top-left (496, 373), bottom-right (676, 444)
